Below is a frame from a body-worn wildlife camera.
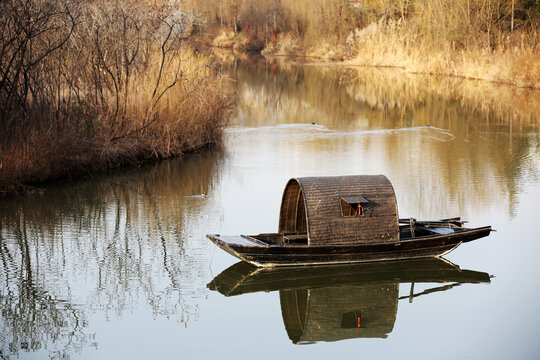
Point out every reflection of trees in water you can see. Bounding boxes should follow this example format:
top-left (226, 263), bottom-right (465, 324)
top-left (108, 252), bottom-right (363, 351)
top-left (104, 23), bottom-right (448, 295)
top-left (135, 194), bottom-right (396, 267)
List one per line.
top-left (0, 234), bottom-right (93, 359)
top-left (225, 56), bottom-right (539, 128)
top-left (224, 57), bottom-right (540, 217)
top-left (0, 148), bottom-right (224, 358)
top-left (224, 57), bottom-right (362, 128)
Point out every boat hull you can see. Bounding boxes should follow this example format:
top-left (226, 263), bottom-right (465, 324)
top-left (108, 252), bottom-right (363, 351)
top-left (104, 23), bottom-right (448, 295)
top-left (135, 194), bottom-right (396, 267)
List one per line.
top-left (207, 226), bottom-right (492, 267)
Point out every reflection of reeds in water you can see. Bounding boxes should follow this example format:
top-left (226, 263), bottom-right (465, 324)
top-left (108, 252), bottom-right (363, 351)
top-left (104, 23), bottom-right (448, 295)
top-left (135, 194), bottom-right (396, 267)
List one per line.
top-left (227, 58), bottom-right (366, 128)
top-left (0, 148), bottom-right (224, 358)
top-left (226, 59), bottom-right (540, 217)
top-left (346, 68), bottom-right (540, 126)
top-left (344, 68), bottom-right (540, 217)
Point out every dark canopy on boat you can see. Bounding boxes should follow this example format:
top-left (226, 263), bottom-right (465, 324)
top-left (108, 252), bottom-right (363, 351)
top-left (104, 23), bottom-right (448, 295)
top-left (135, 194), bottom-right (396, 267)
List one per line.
top-left (279, 175), bottom-right (399, 246)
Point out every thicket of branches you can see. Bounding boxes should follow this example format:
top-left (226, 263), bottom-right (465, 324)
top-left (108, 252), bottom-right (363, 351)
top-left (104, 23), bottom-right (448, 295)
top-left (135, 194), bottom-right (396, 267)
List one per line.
top-left (361, 0), bottom-right (540, 48)
top-left (186, 0), bottom-right (363, 44)
top-left (186, 0), bottom-right (540, 47)
top-left (186, 0), bottom-right (539, 86)
top-left (0, 0), bottom-right (231, 195)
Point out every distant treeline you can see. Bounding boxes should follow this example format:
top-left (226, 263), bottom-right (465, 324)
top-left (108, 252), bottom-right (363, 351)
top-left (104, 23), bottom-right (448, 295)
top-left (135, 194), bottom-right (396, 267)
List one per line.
top-left (0, 0), bottom-right (232, 196)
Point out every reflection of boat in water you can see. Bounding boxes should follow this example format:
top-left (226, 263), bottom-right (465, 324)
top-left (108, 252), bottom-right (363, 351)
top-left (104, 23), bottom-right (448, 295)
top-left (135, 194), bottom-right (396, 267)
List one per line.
top-left (208, 258), bottom-right (491, 343)
top-left (208, 175), bottom-right (491, 267)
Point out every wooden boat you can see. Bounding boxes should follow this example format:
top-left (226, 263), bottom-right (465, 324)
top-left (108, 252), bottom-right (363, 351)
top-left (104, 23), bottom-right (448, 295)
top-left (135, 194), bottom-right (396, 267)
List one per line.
top-left (207, 175), bottom-right (492, 267)
top-left (208, 258), bottom-right (491, 342)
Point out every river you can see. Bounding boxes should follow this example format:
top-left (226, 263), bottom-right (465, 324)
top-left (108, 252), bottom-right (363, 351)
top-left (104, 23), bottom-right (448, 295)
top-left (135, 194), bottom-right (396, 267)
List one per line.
top-left (1, 56), bottom-right (539, 359)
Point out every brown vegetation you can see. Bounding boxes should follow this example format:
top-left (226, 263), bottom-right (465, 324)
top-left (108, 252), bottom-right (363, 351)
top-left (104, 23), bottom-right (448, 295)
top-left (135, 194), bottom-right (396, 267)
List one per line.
top-left (347, 0), bottom-right (540, 87)
top-left (186, 0), bottom-right (540, 87)
top-left (0, 0), bottom-right (233, 196)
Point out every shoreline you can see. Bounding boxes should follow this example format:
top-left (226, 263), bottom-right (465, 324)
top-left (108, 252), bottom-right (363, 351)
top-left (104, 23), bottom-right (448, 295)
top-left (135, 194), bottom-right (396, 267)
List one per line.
top-left (0, 1), bottom-right (234, 199)
top-left (0, 142), bottom-right (223, 199)
top-left (0, 69), bottom-right (233, 199)
top-left (0, 131), bottom-right (229, 198)
top-left (207, 29), bottom-right (540, 90)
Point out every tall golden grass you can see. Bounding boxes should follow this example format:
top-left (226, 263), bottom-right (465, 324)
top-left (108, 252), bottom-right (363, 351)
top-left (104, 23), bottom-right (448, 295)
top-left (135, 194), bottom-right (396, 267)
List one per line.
top-left (185, 0), bottom-right (540, 87)
top-left (0, 0), bottom-right (233, 196)
top-left (347, 16), bottom-right (540, 87)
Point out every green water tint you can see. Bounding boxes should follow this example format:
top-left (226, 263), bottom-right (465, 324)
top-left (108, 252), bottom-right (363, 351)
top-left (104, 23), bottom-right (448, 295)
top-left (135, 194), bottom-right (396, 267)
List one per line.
top-left (0, 57), bottom-right (539, 359)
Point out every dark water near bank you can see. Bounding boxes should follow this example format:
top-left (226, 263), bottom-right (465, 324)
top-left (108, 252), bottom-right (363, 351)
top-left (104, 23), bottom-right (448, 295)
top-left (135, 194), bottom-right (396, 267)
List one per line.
top-left (1, 57), bottom-right (540, 359)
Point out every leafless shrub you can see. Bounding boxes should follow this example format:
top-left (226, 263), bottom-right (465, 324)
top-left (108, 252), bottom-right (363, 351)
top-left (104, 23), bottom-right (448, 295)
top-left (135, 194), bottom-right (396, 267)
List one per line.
top-left (0, 0), bottom-right (232, 196)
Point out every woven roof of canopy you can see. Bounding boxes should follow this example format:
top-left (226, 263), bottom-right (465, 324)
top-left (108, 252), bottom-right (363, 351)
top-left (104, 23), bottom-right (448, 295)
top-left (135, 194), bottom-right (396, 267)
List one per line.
top-left (278, 175), bottom-right (399, 245)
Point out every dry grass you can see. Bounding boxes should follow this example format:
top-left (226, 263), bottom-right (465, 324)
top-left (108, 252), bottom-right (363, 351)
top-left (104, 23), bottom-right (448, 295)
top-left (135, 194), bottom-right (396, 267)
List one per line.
top-left (186, 0), bottom-right (540, 87)
top-left (261, 33), bottom-right (304, 57)
top-left (212, 31), bottom-right (238, 49)
top-left (0, 54), bottom-right (232, 196)
top-left (347, 19), bottom-right (540, 88)
top-left (212, 29), bottom-right (265, 53)
top-left (0, 0), bottom-right (233, 196)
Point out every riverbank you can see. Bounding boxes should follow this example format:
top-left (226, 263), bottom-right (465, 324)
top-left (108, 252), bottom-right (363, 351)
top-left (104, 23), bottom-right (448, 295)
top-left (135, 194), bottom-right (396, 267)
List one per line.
top-left (0, 0), bottom-right (233, 197)
top-left (189, 0), bottom-right (540, 89)
top-left (209, 25), bottom-right (539, 89)
top-left (344, 19), bottom-right (540, 89)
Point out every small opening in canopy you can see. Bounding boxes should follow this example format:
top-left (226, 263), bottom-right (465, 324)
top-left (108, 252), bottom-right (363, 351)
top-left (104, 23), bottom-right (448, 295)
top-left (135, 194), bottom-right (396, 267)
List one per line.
top-left (340, 196), bottom-right (369, 217)
top-left (341, 310), bottom-right (363, 329)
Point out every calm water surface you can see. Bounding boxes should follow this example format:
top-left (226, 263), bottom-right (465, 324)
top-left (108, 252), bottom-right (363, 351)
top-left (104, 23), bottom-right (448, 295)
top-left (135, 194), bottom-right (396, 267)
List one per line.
top-left (1, 57), bottom-right (539, 359)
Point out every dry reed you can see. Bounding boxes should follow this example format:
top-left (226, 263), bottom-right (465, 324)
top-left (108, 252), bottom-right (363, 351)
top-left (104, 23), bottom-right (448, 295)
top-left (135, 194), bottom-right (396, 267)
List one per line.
top-left (185, 0), bottom-right (540, 87)
top-left (0, 0), bottom-right (233, 196)
top-left (347, 17), bottom-right (540, 88)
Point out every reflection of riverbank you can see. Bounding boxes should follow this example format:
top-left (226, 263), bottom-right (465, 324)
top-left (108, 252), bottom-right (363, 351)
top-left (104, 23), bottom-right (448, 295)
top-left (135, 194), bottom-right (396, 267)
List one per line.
top-left (209, 258), bottom-right (491, 343)
top-left (0, 148), bottom-right (224, 358)
top-left (220, 55), bottom-right (540, 127)
top-left (222, 57), bottom-right (540, 218)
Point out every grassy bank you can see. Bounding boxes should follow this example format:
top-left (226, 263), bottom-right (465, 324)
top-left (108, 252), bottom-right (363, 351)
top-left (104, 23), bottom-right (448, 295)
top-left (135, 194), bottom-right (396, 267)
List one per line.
top-left (0, 0), bottom-right (233, 196)
top-left (346, 14), bottom-right (539, 88)
top-left (187, 0), bottom-right (540, 88)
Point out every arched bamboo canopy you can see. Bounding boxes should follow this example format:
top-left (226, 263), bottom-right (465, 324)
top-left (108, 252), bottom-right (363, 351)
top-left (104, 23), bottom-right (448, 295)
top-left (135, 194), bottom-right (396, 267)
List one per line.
top-left (278, 175), bottom-right (399, 245)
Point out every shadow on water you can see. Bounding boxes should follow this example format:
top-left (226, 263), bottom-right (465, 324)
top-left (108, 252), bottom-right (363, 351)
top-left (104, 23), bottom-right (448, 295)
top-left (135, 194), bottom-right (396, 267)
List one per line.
top-left (208, 258), bottom-right (491, 343)
top-left (0, 147), bottom-right (224, 359)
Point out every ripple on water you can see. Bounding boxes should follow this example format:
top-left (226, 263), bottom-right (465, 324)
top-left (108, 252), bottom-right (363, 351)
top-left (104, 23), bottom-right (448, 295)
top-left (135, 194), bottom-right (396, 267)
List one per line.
top-left (226, 124), bottom-right (455, 142)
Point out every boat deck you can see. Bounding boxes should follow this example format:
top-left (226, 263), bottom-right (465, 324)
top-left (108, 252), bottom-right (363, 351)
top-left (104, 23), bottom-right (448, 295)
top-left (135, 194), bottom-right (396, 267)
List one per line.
top-left (207, 224), bottom-right (491, 267)
top-left (213, 226), bottom-right (468, 248)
